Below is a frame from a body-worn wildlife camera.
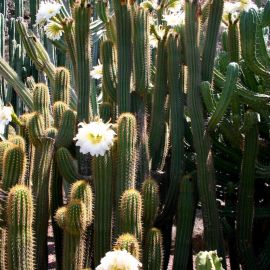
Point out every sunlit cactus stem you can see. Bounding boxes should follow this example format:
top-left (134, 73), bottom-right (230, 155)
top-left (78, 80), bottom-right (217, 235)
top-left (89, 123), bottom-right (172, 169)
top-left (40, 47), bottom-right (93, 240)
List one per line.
top-left (7, 185), bottom-right (35, 270)
top-left (184, 0), bottom-right (225, 261)
top-left (92, 151), bottom-right (113, 265)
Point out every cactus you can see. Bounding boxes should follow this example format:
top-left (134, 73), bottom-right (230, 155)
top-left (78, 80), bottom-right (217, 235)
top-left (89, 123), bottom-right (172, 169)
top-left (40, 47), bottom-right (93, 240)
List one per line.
top-left (53, 101), bottom-right (68, 129)
top-left (141, 178), bottom-right (159, 230)
top-left (112, 0), bottom-right (132, 113)
top-left (236, 112), bottom-right (259, 269)
top-left (184, 0), bottom-right (225, 259)
top-left (54, 67), bottom-right (70, 105)
top-left (115, 113), bottom-right (137, 206)
top-left (144, 228), bottom-right (163, 270)
top-left (70, 180), bottom-right (93, 225)
top-left (55, 109), bottom-right (76, 148)
top-left (31, 138), bottom-right (54, 270)
top-left (1, 145), bottom-right (26, 192)
top-left (73, 0), bottom-right (92, 122)
top-left (8, 135), bottom-right (26, 151)
top-left (173, 176), bottom-right (197, 270)
top-left (92, 151), bottom-right (113, 265)
top-left (195, 251), bottom-right (224, 270)
top-left (119, 189), bottom-right (143, 241)
top-left (27, 113), bottom-right (45, 146)
top-left (114, 233), bottom-right (141, 259)
top-left (7, 184), bottom-right (34, 270)
top-left (33, 83), bottom-right (51, 129)
top-left (56, 147), bottom-right (80, 184)
top-left (0, 141), bottom-right (14, 179)
top-left (56, 200), bottom-right (88, 270)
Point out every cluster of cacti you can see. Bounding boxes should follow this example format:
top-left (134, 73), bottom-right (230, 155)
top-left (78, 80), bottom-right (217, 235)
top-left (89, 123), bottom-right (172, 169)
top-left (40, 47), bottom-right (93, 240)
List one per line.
top-left (0, 0), bottom-right (270, 269)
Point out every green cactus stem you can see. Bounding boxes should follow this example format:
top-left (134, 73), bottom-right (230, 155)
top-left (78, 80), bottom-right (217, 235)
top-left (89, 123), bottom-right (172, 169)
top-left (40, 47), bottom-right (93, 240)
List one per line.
top-left (54, 67), bottom-right (70, 105)
top-left (173, 176), bottom-right (197, 270)
top-left (141, 178), bottom-right (160, 230)
top-left (236, 112), bottom-right (259, 269)
top-left (112, 0), bottom-right (132, 113)
top-left (1, 145), bottom-right (26, 192)
top-left (56, 147), bottom-right (81, 184)
top-left (144, 228), bottom-right (163, 270)
top-left (31, 138), bottom-right (54, 270)
top-left (120, 189), bottom-right (143, 241)
top-left (33, 83), bottom-right (51, 129)
top-left (7, 184), bottom-right (35, 270)
top-left (184, 0), bottom-right (225, 259)
top-left (195, 250), bottom-right (224, 270)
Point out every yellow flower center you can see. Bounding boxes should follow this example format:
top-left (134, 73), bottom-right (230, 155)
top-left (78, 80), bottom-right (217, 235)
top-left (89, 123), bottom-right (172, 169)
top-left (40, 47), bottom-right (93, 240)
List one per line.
top-left (87, 132), bottom-right (103, 144)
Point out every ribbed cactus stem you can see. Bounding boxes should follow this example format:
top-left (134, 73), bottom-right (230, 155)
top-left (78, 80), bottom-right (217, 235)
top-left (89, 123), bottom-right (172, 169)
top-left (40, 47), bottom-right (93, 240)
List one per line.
top-left (70, 180), bottom-right (93, 226)
top-left (227, 21), bottom-right (240, 62)
top-left (59, 200), bottom-right (88, 270)
top-left (201, 0), bottom-right (224, 81)
top-left (8, 135), bottom-right (26, 151)
top-left (56, 147), bottom-right (80, 184)
top-left (0, 141), bottom-right (13, 179)
top-left (133, 8), bottom-right (150, 95)
top-left (31, 138), bottom-right (54, 270)
top-left (53, 101), bottom-right (68, 129)
top-left (236, 112), bottom-right (259, 269)
top-left (120, 189), bottom-right (143, 241)
top-left (144, 228), bottom-right (164, 270)
top-left (141, 178), bottom-right (160, 230)
top-left (1, 145), bottom-right (26, 192)
top-left (173, 176), bottom-right (197, 270)
top-left (74, 0), bottom-right (91, 122)
top-left (195, 251), bottom-right (224, 270)
top-left (92, 151), bottom-right (113, 265)
top-left (56, 109), bottom-right (76, 148)
top-left (7, 184), bottom-right (34, 270)
top-left (54, 67), bottom-right (70, 105)
top-left (112, 0), bottom-right (132, 113)
top-left (101, 40), bottom-right (117, 102)
top-left (114, 233), bottom-right (141, 259)
top-left (149, 35), bottom-right (167, 170)
top-left (27, 113), bottom-right (45, 146)
top-left (184, 0), bottom-right (225, 259)
top-left (33, 83), bottom-right (51, 129)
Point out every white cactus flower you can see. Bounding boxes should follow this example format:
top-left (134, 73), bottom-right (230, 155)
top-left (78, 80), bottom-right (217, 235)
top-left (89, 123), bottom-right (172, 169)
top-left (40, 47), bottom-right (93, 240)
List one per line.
top-left (36, 0), bottom-right (62, 25)
top-left (74, 120), bottom-right (116, 156)
top-left (44, 21), bottom-right (64, 40)
top-left (90, 62), bottom-right (103, 80)
top-left (96, 250), bottom-right (142, 270)
top-left (0, 106), bottom-right (13, 135)
top-left (162, 11), bottom-right (184, 27)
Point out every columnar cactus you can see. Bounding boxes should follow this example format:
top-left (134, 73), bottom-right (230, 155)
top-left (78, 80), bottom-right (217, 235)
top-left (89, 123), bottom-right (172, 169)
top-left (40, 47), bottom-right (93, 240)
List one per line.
top-left (7, 184), bottom-right (35, 270)
top-left (119, 189), bottom-right (143, 241)
top-left (195, 251), bottom-right (224, 270)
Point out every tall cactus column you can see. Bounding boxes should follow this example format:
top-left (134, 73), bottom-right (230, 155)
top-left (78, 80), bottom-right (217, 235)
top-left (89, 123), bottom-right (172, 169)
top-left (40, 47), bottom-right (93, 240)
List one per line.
top-left (74, 0), bottom-right (91, 122)
top-left (7, 185), bottom-right (35, 270)
top-left (112, 0), bottom-right (132, 113)
top-left (184, 0), bottom-right (225, 261)
top-left (92, 151), bottom-right (113, 266)
top-left (236, 112), bottom-right (259, 269)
